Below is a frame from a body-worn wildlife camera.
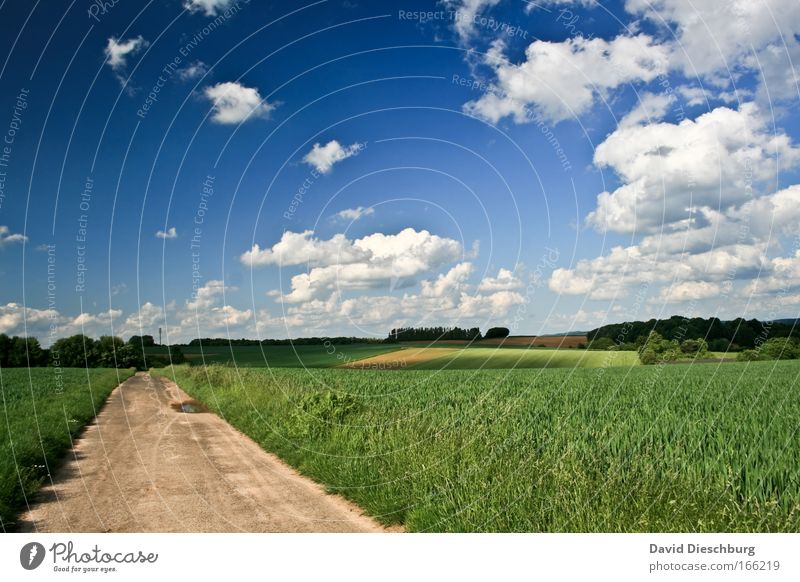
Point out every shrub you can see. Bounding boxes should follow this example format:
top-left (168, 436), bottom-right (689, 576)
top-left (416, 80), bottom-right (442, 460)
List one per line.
top-left (759, 337), bottom-right (800, 360)
top-left (737, 349), bottom-right (764, 362)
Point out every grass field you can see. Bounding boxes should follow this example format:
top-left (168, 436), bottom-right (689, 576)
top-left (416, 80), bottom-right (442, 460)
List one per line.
top-left (0, 367), bottom-right (133, 530)
top-left (146, 344), bottom-right (401, 368)
top-left (156, 361), bottom-right (800, 532)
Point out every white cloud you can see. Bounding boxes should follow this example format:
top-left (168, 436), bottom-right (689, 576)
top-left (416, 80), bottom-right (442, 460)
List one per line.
top-left (302, 140), bottom-right (364, 174)
top-left (587, 103), bottom-right (800, 234)
top-left (444, 0), bottom-right (502, 43)
top-left (104, 36), bottom-right (147, 71)
top-left (549, 242), bottom-right (769, 301)
top-left (271, 262), bottom-right (525, 334)
top-left (183, 0), bottom-right (236, 16)
top-left (241, 231), bottom-right (370, 268)
top-left (182, 280), bottom-right (252, 331)
top-left (619, 92), bottom-right (675, 128)
top-left (465, 34), bottom-right (670, 124)
top-left (271, 229), bottom-right (465, 303)
top-left (476, 268), bottom-right (523, 292)
top-left (203, 82), bottom-right (275, 124)
top-left (155, 227), bottom-right (177, 239)
top-left (654, 281), bottom-right (721, 303)
top-left (177, 61), bottom-right (208, 81)
top-left (625, 0), bottom-right (800, 79)
top-left (333, 206), bottom-right (375, 222)
top-left (0, 225), bottom-right (27, 246)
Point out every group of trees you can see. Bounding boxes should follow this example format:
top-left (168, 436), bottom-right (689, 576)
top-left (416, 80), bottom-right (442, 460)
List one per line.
top-left (588, 316), bottom-right (799, 350)
top-left (0, 334), bottom-right (184, 370)
top-left (187, 336), bottom-right (385, 347)
top-left (635, 332), bottom-right (709, 365)
top-left (737, 337), bottom-right (800, 362)
top-left (386, 326), bottom-right (483, 342)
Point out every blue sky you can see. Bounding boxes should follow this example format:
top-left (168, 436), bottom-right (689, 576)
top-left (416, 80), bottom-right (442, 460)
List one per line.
top-left (0, 0), bottom-right (799, 343)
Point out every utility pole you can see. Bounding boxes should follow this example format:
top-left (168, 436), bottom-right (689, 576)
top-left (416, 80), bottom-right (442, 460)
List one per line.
top-left (159, 327), bottom-right (162, 346)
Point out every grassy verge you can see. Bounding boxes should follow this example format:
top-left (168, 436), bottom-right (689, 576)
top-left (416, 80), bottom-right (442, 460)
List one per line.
top-left (0, 367), bottom-right (133, 530)
top-left (155, 362), bottom-right (800, 532)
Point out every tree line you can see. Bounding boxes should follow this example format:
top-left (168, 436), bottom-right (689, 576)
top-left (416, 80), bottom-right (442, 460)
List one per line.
top-left (386, 327), bottom-right (482, 342)
top-left (587, 316), bottom-right (799, 351)
top-left (186, 336), bottom-right (386, 347)
top-left (0, 333), bottom-right (185, 370)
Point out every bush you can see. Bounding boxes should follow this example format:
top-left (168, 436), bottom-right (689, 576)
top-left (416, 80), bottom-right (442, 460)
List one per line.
top-left (737, 349), bottom-right (764, 362)
top-left (680, 338), bottom-right (709, 358)
top-left (484, 327), bottom-right (510, 340)
top-left (759, 337), bottom-right (800, 360)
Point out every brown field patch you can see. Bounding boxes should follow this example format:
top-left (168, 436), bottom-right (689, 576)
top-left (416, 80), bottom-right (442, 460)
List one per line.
top-left (341, 347), bottom-right (459, 369)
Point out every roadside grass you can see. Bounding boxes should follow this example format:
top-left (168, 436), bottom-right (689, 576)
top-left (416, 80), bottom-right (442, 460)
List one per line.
top-left (156, 361), bottom-right (800, 532)
top-left (145, 344), bottom-right (402, 368)
top-left (0, 367), bottom-right (133, 530)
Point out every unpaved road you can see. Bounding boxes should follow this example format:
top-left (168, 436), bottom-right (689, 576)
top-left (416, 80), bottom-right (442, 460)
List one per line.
top-left (19, 373), bottom-right (388, 533)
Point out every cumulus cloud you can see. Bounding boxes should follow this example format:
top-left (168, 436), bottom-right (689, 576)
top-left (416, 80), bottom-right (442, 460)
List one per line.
top-left (269, 262), bottom-right (525, 333)
top-left (654, 281), bottom-right (722, 303)
top-left (476, 268), bottom-right (523, 292)
top-left (302, 140), bottom-right (364, 174)
top-left (184, 0), bottom-right (236, 16)
top-left (177, 61), bottom-right (208, 81)
top-left (155, 227), bottom-right (177, 239)
top-left (444, 0), bottom-right (502, 43)
top-left (619, 92), bottom-right (676, 128)
top-left (626, 0), bottom-right (800, 82)
top-left (203, 82), bottom-right (275, 124)
top-left (0, 225), bottom-right (27, 247)
top-left (264, 229), bottom-right (465, 303)
top-left (333, 206), bottom-right (374, 222)
top-left (587, 103), bottom-right (800, 234)
top-left (104, 36), bottom-right (147, 71)
top-left (465, 34), bottom-right (669, 124)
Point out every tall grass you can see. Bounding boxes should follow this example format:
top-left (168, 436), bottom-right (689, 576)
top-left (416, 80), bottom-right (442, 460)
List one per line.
top-left (0, 367), bottom-right (133, 530)
top-left (158, 362), bottom-right (800, 532)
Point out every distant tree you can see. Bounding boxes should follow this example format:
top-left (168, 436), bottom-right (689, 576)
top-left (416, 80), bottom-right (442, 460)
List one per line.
top-left (7, 337), bottom-right (47, 367)
top-left (0, 333), bottom-right (11, 367)
top-left (117, 344), bottom-right (146, 370)
top-left (680, 338), bottom-right (708, 358)
top-left (483, 327), bottom-right (510, 340)
top-left (708, 338), bottom-right (731, 352)
top-left (128, 335), bottom-right (156, 347)
top-left (51, 335), bottom-right (96, 368)
top-left (758, 337), bottom-right (800, 360)
top-left (93, 336), bottom-right (125, 367)
top-left (638, 331), bottom-right (680, 364)
top-left (587, 337), bottom-right (614, 350)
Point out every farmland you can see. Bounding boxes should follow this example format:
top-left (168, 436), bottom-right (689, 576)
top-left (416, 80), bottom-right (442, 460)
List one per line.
top-left (145, 343), bottom-right (400, 368)
top-left (0, 367), bottom-right (134, 529)
top-left (352, 346), bottom-right (641, 370)
top-left (155, 360), bottom-right (800, 532)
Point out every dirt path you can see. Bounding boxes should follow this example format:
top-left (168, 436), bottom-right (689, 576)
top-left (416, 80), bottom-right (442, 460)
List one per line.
top-left (18, 373), bottom-right (388, 533)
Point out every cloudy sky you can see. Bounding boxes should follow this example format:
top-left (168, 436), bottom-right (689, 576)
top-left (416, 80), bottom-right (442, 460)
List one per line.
top-left (0, 0), bottom-right (798, 344)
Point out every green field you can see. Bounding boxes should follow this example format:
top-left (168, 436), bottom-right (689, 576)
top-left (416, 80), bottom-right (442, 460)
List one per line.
top-left (0, 367), bottom-right (133, 530)
top-left (406, 346), bottom-right (640, 369)
top-left (156, 361), bottom-right (800, 532)
top-left (146, 344), bottom-right (400, 368)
